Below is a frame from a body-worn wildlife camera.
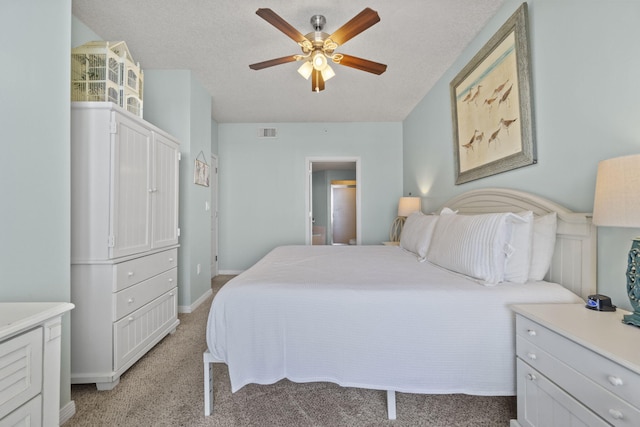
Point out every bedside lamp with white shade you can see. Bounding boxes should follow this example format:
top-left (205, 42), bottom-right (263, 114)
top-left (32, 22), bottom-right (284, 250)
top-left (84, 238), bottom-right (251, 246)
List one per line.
top-left (389, 196), bottom-right (421, 242)
top-left (592, 154), bottom-right (640, 326)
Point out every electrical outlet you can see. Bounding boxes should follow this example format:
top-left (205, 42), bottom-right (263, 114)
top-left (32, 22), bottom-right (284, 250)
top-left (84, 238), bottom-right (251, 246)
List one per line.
top-left (197, 264), bottom-right (201, 275)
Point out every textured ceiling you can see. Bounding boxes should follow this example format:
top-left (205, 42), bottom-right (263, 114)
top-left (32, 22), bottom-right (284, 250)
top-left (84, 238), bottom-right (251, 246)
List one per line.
top-left (72, 0), bottom-right (505, 123)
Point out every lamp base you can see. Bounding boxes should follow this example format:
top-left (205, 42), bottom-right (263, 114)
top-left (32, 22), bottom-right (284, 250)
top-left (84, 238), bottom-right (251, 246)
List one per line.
top-left (622, 311), bottom-right (640, 327)
top-left (389, 216), bottom-right (406, 242)
top-left (625, 238), bottom-right (640, 327)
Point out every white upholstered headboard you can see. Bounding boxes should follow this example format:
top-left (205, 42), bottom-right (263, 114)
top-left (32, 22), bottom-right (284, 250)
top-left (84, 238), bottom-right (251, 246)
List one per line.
top-left (440, 188), bottom-right (596, 300)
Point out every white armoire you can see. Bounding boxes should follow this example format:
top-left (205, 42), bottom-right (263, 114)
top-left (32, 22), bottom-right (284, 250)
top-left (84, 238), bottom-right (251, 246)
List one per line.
top-left (70, 102), bottom-right (181, 390)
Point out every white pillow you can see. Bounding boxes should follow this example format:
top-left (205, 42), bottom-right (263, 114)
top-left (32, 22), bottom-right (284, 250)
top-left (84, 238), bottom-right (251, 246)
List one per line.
top-left (503, 211), bottom-right (534, 283)
top-left (528, 212), bottom-right (558, 281)
top-left (426, 212), bottom-right (515, 284)
top-left (400, 212), bottom-right (439, 260)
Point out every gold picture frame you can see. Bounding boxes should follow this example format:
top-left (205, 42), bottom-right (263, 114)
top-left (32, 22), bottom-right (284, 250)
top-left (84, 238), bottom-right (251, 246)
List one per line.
top-left (450, 3), bottom-right (535, 184)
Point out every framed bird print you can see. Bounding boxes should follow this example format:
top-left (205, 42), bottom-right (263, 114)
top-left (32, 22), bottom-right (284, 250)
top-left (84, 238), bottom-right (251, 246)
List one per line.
top-left (450, 3), bottom-right (536, 184)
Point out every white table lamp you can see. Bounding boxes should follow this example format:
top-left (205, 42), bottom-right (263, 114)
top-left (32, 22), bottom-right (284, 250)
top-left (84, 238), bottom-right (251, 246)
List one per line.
top-left (389, 197), bottom-right (421, 242)
top-left (592, 154), bottom-right (640, 326)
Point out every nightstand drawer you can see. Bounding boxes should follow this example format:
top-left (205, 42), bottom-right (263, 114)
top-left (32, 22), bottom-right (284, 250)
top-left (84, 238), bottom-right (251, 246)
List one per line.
top-left (516, 359), bottom-right (609, 427)
top-left (517, 336), bottom-right (640, 426)
top-left (517, 314), bottom-right (640, 423)
top-left (113, 248), bottom-right (178, 291)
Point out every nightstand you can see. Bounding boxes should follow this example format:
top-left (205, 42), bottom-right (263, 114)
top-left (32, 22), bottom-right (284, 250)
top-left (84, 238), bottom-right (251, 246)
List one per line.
top-left (510, 304), bottom-right (640, 427)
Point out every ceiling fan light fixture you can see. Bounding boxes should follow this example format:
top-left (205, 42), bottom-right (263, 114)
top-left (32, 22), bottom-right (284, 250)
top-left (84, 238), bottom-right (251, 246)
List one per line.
top-left (297, 61), bottom-right (313, 80)
top-left (312, 51), bottom-right (327, 71)
top-left (321, 64), bottom-right (335, 81)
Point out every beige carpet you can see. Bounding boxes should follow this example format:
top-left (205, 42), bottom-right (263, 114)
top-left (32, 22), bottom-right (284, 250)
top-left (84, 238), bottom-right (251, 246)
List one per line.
top-left (65, 275), bottom-right (516, 426)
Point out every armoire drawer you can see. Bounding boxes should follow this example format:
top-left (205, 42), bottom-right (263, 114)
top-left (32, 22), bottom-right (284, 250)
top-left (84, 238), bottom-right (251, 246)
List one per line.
top-left (0, 328), bottom-right (43, 420)
top-left (113, 288), bottom-right (178, 371)
top-left (113, 248), bottom-right (177, 291)
top-left (516, 314), bottom-right (640, 410)
top-left (113, 268), bottom-right (177, 321)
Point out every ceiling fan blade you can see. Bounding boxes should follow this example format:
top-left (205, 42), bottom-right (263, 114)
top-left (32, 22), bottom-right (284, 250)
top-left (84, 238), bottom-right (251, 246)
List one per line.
top-left (311, 70), bottom-right (325, 92)
top-left (256, 8), bottom-right (308, 44)
top-left (336, 54), bottom-right (387, 75)
top-left (249, 55), bottom-right (298, 70)
top-left (329, 8), bottom-right (380, 46)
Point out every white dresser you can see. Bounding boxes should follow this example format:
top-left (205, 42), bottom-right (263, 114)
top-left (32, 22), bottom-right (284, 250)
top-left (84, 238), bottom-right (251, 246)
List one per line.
top-left (511, 304), bottom-right (640, 427)
top-left (0, 303), bottom-right (74, 427)
top-left (70, 102), bottom-right (181, 390)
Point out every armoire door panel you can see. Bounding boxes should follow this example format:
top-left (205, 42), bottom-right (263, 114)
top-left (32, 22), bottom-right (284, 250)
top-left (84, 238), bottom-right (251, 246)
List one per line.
top-left (151, 132), bottom-right (180, 249)
top-left (110, 113), bottom-right (152, 258)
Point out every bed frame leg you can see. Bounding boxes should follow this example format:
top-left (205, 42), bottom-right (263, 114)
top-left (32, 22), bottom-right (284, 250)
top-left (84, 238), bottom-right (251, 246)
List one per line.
top-left (386, 390), bottom-right (397, 420)
top-left (203, 351), bottom-right (215, 416)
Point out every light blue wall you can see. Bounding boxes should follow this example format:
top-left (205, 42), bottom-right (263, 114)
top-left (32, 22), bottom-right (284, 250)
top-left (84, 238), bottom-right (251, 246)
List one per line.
top-left (403, 0), bottom-right (640, 310)
top-left (218, 122), bottom-right (402, 271)
top-left (1, 0), bottom-right (72, 410)
top-left (144, 70), bottom-right (213, 309)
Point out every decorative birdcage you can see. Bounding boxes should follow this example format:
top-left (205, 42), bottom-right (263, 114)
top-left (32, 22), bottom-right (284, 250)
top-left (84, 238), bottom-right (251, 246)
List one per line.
top-left (71, 41), bottom-right (144, 117)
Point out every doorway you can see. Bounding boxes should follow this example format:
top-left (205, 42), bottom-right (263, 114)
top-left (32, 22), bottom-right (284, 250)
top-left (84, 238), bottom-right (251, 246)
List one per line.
top-left (305, 157), bottom-right (361, 245)
top-left (210, 154), bottom-right (218, 278)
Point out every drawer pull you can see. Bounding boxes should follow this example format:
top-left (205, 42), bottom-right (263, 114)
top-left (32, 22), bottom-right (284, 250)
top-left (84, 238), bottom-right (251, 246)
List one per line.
top-left (608, 409), bottom-right (624, 420)
top-left (527, 352), bottom-right (537, 361)
top-left (527, 329), bottom-right (537, 337)
top-left (607, 375), bottom-right (624, 386)
top-left (527, 373), bottom-right (537, 381)
top-left (169, 258), bottom-right (175, 263)
top-left (128, 298), bottom-right (135, 304)
top-left (128, 272), bottom-right (134, 277)
top-left (169, 278), bottom-right (173, 283)
top-left (128, 316), bottom-right (134, 322)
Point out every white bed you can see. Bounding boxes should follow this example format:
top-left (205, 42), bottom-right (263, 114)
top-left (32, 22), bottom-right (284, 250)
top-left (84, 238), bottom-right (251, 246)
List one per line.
top-left (203, 188), bottom-right (596, 419)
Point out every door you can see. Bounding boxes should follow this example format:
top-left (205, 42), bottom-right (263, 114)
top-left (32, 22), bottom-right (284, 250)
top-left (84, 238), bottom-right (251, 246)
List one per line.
top-left (331, 183), bottom-right (357, 244)
top-left (210, 155), bottom-right (218, 277)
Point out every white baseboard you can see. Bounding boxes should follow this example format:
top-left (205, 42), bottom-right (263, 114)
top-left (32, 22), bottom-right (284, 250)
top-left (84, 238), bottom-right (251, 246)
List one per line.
top-left (178, 288), bottom-right (212, 313)
top-left (60, 400), bottom-right (76, 425)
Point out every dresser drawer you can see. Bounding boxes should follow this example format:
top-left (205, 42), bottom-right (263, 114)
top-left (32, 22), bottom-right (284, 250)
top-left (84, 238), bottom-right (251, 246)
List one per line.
top-left (0, 328), bottom-right (43, 420)
top-left (113, 248), bottom-right (177, 291)
top-left (0, 394), bottom-right (42, 427)
top-left (113, 268), bottom-right (177, 320)
top-left (517, 316), bottom-right (640, 425)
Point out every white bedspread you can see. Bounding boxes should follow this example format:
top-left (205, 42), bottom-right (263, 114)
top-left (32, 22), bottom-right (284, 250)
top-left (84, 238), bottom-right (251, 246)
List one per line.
top-left (206, 245), bottom-right (583, 395)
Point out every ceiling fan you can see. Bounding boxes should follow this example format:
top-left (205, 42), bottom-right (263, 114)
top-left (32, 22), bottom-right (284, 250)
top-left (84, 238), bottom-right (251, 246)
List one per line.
top-left (249, 8), bottom-right (387, 92)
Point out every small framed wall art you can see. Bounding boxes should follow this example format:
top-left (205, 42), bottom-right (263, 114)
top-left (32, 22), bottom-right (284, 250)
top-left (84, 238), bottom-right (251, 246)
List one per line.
top-left (450, 3), bottom-right (536, 184)
top-left (194, 151), bottom-right (210, 187)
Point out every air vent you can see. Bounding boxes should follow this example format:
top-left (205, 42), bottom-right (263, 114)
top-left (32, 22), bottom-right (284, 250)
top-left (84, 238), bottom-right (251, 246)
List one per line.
top-left (258, 128), bottom-right (277, 138)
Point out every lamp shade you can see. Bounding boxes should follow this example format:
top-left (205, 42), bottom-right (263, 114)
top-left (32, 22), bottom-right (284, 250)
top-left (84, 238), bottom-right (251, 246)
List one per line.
top-left (592, 154), bottom-right (640, 228)
top-left (397, 197), bottom-right (421, 217)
